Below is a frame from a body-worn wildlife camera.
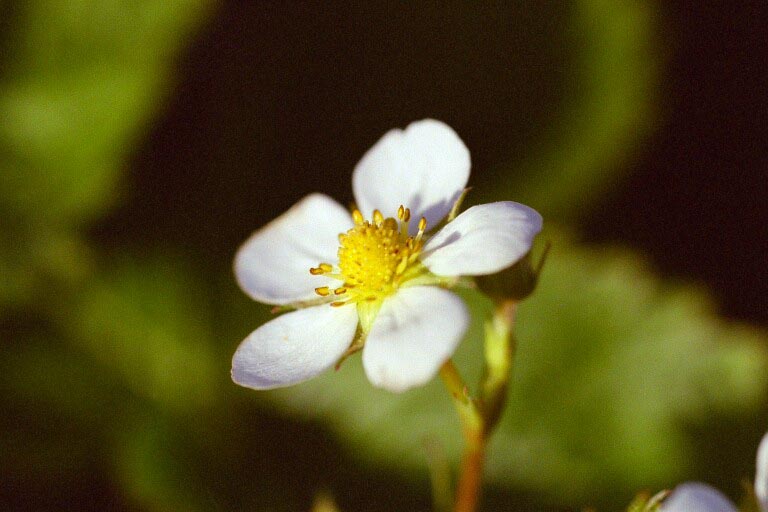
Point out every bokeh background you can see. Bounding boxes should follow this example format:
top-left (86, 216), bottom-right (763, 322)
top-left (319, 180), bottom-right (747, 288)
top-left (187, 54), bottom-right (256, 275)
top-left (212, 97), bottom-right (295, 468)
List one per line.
top-left (2, 2), bottom-right (767, 511)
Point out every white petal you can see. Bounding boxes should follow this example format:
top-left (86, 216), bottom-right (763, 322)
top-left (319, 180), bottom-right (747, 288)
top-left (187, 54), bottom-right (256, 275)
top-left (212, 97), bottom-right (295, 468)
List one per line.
top-left (234, 193), bottom-right (352, 305)
top-left (661, 483), bottom-right (737, 512)
top-left (756, 432), bottom-right (768, 512)
top-left (232, 304), bottom-right (359, 389)
top-left (362, 286), bottom-right (468, 393)
top-left (353, 119), bottom-right (470, 230)
top-left (421, 201), bottom-right (542, 276)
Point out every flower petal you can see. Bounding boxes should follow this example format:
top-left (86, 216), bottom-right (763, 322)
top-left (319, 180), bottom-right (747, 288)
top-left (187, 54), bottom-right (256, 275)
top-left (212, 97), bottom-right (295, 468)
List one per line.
top-left (661, 483), bottom-right (737, 512)
top-left (352, 119), bottom-right (470, 230)
top-left (362, 286), bottom-right (469, 392)
top-left (234, 193), bottom-right (352, 305)
top-left (421, 201), bottom-right (542, 276)
top-left (232, 304), bottom-right (358, 389)
top-left (756, 432), bottom-right (768, 512)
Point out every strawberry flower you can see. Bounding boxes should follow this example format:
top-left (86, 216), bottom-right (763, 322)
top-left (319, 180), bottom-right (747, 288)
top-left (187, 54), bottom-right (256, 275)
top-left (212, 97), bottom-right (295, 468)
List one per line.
top-left (232, 119), bottom-right (542, 392)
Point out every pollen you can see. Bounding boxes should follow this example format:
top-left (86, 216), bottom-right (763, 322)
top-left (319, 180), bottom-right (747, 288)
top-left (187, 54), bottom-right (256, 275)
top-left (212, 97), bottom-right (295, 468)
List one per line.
top-left (309, 205), bottom-right (428, 305)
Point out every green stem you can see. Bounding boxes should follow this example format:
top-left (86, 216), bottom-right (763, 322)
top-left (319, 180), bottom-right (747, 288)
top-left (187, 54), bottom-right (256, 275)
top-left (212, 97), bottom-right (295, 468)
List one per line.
top-left (480, 301), bottom-right (517, 434)
top-left (439, 360), bottom-right (484, 512)
top-left (439, 300), bottom-right (519, 512)
top-left (439, 360), bottom-right (482, 436)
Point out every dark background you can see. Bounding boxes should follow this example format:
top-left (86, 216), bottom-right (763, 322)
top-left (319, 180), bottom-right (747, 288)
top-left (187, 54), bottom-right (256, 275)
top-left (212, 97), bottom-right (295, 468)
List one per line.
top-left (104, 1), bottom-right (767, 326)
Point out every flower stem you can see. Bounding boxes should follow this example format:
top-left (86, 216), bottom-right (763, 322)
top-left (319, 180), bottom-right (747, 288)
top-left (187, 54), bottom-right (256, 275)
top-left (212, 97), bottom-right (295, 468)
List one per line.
top-left (439, 360), bottom-right (485, 512)
top-left (439, 360), bottom-right (482, 435)
top-left (439, 300), bottom-right (519, 512)
top-left (453, 430), bottom-right (485, 512)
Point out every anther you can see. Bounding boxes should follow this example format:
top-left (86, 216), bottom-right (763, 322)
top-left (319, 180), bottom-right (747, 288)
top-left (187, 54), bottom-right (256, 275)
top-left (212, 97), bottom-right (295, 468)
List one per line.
top-left (352, 209), bottom-right (364, 225)
top-left (403, 208), bottom-right (411, 222)
top-left (373, 209), bottom-right (384, 226)
top-left (334, 287), bottom-right (347, 295)
top-left (315, 286), bottom-right (330, 296)
top-left (310, 263), bottom-right (334, 275)
top-left (330, 301), bottom-right (347, 307)
top-left (418, 217), bottom-right (427, 233)
top-left (397, 205), bottom-right (405, 220)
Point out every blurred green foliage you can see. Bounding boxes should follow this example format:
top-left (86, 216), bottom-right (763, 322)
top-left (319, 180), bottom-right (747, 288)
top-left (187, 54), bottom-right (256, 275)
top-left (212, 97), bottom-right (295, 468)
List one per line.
top-left (479, 0), bottom-right (658, 222)
top-left (0, 1), bottom-right (765, 511)
top-left (0, 0), bottom-right (210, 311)
top-left (59, 256), bottom-right (219, 412)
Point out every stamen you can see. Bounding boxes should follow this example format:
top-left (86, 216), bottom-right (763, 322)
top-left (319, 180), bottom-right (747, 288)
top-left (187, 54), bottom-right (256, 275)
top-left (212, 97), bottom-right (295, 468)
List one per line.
top-left (395, 256), bottom-right (408, 275)
top-left (382, 218), bottom-right (397, 231)
top-left (309, 262), bottom-right (334, 275)
top-left (310, 205), bottom-right (429, 306)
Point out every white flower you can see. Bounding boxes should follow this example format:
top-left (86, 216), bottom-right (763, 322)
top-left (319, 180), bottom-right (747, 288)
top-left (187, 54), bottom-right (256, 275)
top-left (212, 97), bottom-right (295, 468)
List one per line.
top-left (231, 119), bottom-right (542, 393)
top-left (661, 431), bottom-right (768, 512)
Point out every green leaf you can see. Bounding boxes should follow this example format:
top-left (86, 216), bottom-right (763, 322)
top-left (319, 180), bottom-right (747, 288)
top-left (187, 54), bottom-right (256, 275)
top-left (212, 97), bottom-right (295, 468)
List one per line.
top-left (479, 0), bottom-right (659, 221)
top-left (0, 215), bottom-right (91, 311)
top-left (0, 0), bottom-right (213, 310)
top-left (58, 255), bottom-right (220, 412)
top-left (0, 0), bottom-right (212, 222)
top-left (261, 234), bottom-right (768, 504)
top-left (115, 414), bottom-right (208, 512)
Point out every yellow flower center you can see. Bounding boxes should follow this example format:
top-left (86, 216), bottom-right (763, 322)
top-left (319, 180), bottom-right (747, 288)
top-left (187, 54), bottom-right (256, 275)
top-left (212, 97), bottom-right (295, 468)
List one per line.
top-left (309, 205), bottom-right (427, 308)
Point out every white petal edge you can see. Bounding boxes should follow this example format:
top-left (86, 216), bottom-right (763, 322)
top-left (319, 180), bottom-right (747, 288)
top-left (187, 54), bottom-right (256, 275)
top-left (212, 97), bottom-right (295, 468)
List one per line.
top-left (232, 304), bottom-right (358, 390)
top-left (352, 119), bottom-right (470, 231)
top-left (421, 201), bottom-right (543, 276)
top-left (756, 431), bottom-right (768, 512)
top-left (234, 193), bottom-right (352, 305)
top-left (362, 286), bottom-right (469, 393)
top-left (661, 483), bottom-right (738, 512)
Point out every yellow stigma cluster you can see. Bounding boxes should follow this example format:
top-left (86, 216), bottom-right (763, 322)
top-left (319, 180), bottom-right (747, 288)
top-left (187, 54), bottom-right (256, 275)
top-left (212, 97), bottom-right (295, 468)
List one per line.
top-left (310, 205), bottom-right (427, 307)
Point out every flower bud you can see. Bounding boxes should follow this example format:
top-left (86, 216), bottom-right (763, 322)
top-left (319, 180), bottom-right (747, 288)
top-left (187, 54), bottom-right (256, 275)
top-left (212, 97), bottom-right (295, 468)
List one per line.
top-left (475, 243), bottom-right (548, 302)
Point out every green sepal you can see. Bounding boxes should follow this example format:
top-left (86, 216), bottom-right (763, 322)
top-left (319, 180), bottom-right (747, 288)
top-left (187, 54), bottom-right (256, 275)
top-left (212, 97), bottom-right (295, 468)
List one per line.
top-left (476, 242), bottom-right (549, 302)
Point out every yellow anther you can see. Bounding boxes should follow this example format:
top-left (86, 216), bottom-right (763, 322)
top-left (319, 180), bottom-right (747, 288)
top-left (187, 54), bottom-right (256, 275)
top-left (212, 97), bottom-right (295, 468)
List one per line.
top-left (330, 301), bottom-right (347, 307)
top-left (310, 263), bottom-right (334, 275)
top-left (403, 208), bottom-right (411, 222)
top-left (373, 209), bottom-right (384, 225)
top-left (352, 209), bottom-right (364, 225)
top-left (334, 287), bottom-right (347, 295)
top-left (382, 218), bottom-right (398, 231)
top-left (397, 205), bottom-right (405, 220)
top-left (418, 217), bottom-right (427, 232)
top-left (315, 286), bottom-right (330, 296)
